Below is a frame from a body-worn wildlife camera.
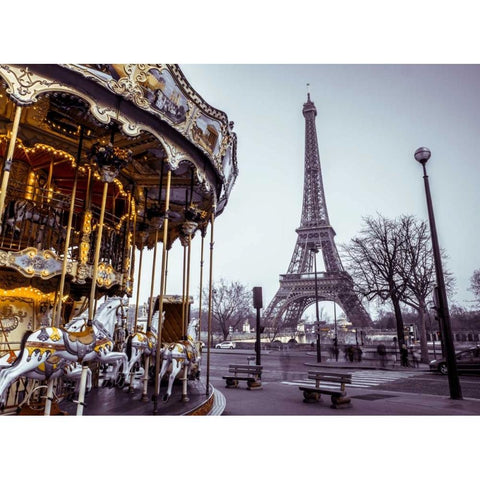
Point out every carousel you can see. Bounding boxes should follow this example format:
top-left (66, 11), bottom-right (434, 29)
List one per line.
top-left (0, 64), bottom-right (237, 415)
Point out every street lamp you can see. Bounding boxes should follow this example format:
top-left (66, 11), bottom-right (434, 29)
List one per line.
top-left (311, 246), bottom-right (322, 363)
top-left (415, 147), bottom-right (462, 400)
top-left (333, 299), bottom-right (338, 361)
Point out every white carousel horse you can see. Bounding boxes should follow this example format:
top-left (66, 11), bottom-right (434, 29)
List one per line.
top-left (124, 310), bottom-right (164, 392)
top-left (0, 297), bottom-right (130, 408)
top-left (0, 350), bottom-right (92, 395)
top-left (0, 198), bottom-right (65, 236)
top-left (158, 318), bottom-right (201, 402)
top-left (125, 329), bottom-right (156, 380)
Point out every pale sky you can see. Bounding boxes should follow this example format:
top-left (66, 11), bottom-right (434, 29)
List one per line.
top-left (135, 64), bottom-right (480, 320)
top-left (10, 0), bottom-right (479, 468)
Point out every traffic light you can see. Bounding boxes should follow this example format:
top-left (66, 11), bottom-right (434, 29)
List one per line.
top-left (253, 287), bottom-right (263, 309)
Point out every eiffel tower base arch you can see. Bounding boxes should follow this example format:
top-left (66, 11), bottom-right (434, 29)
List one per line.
top-left (264, 272), bottom-right (371, 332)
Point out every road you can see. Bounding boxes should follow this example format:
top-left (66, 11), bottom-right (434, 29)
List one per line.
top-left (203, 348), bottom-right (480, 399)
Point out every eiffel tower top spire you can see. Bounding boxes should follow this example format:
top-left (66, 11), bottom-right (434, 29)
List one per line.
top-left (300, 88), bottom-right (329, 228)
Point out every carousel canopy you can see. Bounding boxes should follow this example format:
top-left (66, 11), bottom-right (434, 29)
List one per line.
top-left (0, 64), bottom-right (238, 249)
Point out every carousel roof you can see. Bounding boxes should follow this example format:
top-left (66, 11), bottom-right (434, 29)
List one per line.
top-left (0, 64), bottom-right (239, 249)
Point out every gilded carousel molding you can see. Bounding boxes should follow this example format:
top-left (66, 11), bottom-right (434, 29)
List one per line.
top-left (0, 65), bottom-right (69, 106)
top-left (0, 247), bottom-right (72, 279)
top-left (60, 64), bottom-right (237, 180)
top-left (0, 247), bottom-right (123, 288)
top-left (0, 64), bottom-right (236, 205)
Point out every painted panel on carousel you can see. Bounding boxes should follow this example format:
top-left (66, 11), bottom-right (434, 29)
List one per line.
top-left (191, 113), bottom-right (222, 157)
top-left (147, 68), bottom-right (189, 124)
top-left (0, 301), bottom-right (30, 346)
top-left (0, 248), bottom-right (72, 279)
top-left (62, 65), bottom-right (229, 166)
top-left (67, 64), bottom-right (190, 124)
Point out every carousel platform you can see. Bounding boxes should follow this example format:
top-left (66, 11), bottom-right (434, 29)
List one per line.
top-left (52, 378), bottom-right (221, 416)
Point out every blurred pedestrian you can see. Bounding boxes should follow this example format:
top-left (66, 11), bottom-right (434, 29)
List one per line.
top-left (377, 344), bottom-right (387, 367)
top-left (400, 343), bottom-right (409, 367)
top-left (410, 347), bottom-right (419, 368)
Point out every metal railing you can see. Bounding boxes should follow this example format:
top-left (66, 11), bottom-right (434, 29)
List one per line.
top-left (0, 182), bottom-right (129, 272)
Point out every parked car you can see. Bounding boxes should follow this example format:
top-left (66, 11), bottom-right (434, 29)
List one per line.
top-left (215, 341), bottom-right (236, 349)
top-left (429, 345), bottom-right (480, 374)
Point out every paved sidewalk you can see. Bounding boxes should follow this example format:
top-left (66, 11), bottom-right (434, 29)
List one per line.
top-left (214, 379), bottom-right (480, 415)
top-left (212, 355), bottom-right (480, 415)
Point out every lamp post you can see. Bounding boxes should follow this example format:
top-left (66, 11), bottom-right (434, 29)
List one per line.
top-left (253, 287), bottom-right (263, 367)
top-left (311, 246), bottom-right (322, 363)
top-left (333, 299), bottom-right (338, 361)
top-left (415, 147), bottom-right (462, 400)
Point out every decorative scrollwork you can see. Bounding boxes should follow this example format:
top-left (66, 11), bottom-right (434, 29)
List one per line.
top-left (0, 304), bottom-right (27, 335)
top-left (0, 65), bottom-right (69, 106)
top-left (0, 247), bottom-right (70, 279)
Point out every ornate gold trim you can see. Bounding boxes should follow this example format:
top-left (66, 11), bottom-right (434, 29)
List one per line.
top-left (0, 65), bottom-right (70, 106)
top-left (0, 247), bottom-right (73, 279)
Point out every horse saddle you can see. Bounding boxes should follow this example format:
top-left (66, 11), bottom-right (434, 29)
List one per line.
top-left (181, 341), bottom-right (196, 361)
top-left (68, 326), bottom-right (95, 345)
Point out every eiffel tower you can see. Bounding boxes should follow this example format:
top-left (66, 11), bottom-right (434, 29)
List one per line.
top-left (263, 89), bottom-right (372, 331)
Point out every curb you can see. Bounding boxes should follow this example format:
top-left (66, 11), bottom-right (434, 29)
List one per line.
top-left (304, 361), bottom-right (430, 372)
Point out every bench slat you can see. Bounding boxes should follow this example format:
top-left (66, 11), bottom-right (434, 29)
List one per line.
top-left (228, 365), bottom-right (262, 375)
top-left (223, 376), bottom-right (256, 381)
top-left (307, 371), bottom-right (351, 377)
top-left (307, 372), bottom-right (352, 384)
top-left (307, 377), bottom-right (352, 384)
top-left (228, 365), bottom-right (263, 370)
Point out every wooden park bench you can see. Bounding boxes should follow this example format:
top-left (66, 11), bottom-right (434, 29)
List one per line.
top-left (299, 371), bottom-right (352, 408)
top-left (223, 364), bottom-right (263, 390)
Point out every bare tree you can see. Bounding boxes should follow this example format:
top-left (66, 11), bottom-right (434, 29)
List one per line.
top-left (469, 269), bottom-right (480, 306)
top-left (342, 214), bottom-right (408, 362)
top-left (344, 214), bottom-right (455, 365)
top-left (395, 216), bottom-right (437, 363)
top-left (202, 278), bottom-right (253, 341)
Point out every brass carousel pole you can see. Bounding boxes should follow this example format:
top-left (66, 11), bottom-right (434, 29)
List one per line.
top-left (181, 241), bottom-right (187, 336)
top-left (128, 199), bottom-right (137, 296)
top-left (179, 227), bottom-right (195, 404)
top-left (141, 228), bottom-right (158, 402)
top-left (153, 167), bottom-right (172, 414)
top-left (206, 208), bottom-right (215, 396)
top-left (54, 126), bottom-right (84, 327)
top-left (198, 228), bottom-right (206, 342)
top-left (164, 249), bottom-right (169, 294)
top-left (0, 105), bottom-right (22, 219)
top-left (185, 238), bottom-right (192, 332)
top-left (77, 142), bottom-right (129, 416)
top-left (122, 190), bottom-right (133, 295)
top-left (45, 158), bottom-right (54, 202)
top-left (133, 240), bottom-right (145, 334)
top-left (182, 173), bottom-right (196, 336)
top-left (134, 201), bottom-right (148, 333)
top-left (88, 182), bottom-right (109, 325)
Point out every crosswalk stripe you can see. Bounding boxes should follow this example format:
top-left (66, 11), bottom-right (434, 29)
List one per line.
top-left (282, 369), bottom-right (421, 389)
